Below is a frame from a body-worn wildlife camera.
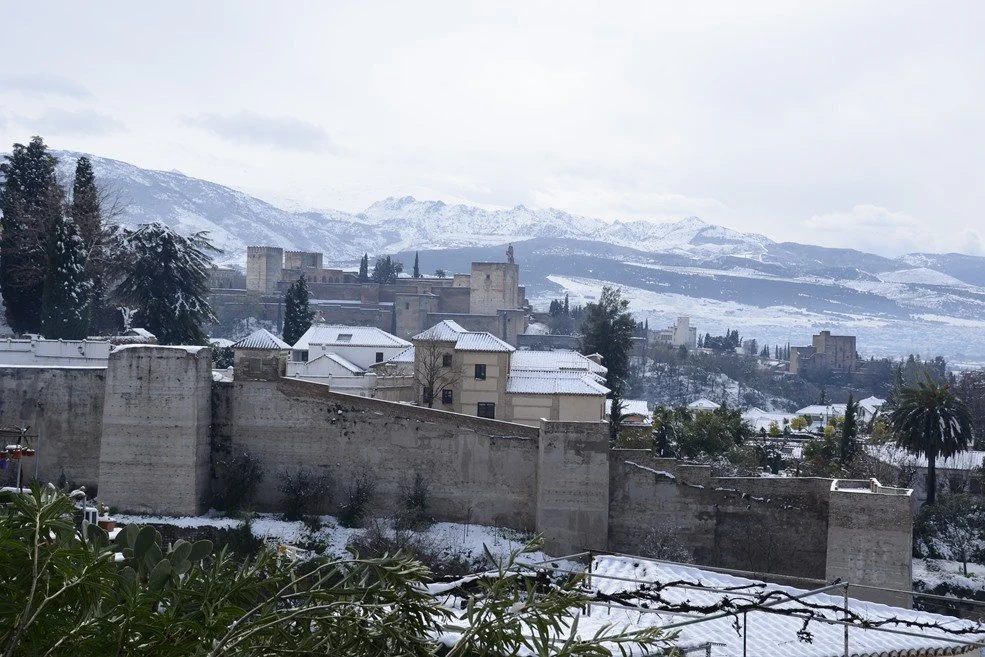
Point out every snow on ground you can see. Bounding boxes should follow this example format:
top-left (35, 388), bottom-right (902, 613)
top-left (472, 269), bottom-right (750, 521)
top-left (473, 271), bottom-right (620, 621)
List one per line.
top-left (112, 511), bottom-right (550, 565)
top-left (914, 558), bottom-right (985, 593)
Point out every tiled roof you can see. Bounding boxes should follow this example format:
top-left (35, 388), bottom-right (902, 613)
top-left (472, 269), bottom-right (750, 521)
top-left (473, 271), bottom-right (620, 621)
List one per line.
top-left (412, 320), bottom-right (468, 342)
top-left (293, 325), bottom-right (410, 350)
top-left (586, 555), bottom-right (985, 657)
top-left (687, 398), bottom-right (719, 410)
top-left (511, 349), bottom-right (607, 375)
top-left (455, 332), bottom-right (515, 353)
top-left (387, 346), bottom-right (416, 363)
top-left (506, 372), bottom-right (608, 396)
top-left (796, 404), bottom-right (847, 416)
top-left (232, 329), bottom-right (290, 350)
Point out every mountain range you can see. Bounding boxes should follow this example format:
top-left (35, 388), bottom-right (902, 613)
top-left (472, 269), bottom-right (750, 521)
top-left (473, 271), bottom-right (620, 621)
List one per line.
top-left (51, 151), bottom-right (985, 362)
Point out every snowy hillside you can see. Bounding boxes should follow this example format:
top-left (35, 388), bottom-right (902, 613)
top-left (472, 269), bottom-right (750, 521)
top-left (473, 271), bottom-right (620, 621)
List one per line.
top-left (40, 150), bottom-right (985, 361)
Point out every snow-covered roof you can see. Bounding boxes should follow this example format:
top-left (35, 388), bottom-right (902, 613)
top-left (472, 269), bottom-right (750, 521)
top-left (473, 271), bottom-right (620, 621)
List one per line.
top-left (209, 338), bottom-right (235, 348)
top-left (413, 320), bottom-right (468, 342)
top-left (233, 328), bottom-right (290, 350)
top-left (585, 555), bottom-right (985, 657)
top-left (796, 404), bottom-right (847, 417)
top-left (387, 345), bottom-right (415, 363)
top-left (687, 398), bottom-right (719, 410)
top-left (606, 399), bottom-right (650, 420)
top-left (309, 353), bottom-right (364, 374)
top-left (455, 332), bottom-right (515, 352)
top-left (505, 372), bottom-right (608, 396)
top-left (859, 396), bottom-right (887, 415)
top-left (293, 324), bottom-right (410, 350)
top-left (510, 350), bottom-right (607, 377)
top-left (125, 328), bottom-right (155, 339)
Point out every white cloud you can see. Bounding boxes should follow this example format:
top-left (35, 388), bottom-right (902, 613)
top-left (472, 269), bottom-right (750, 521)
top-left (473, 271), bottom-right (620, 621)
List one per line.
top-left (1, 73), bottom-right (92, 99)
top-left (184, 113), bottom-right (338, 154)
top-left (16, 108), bottom-right (125, 136)
top-left (804, 205), bottom-right (952, 257)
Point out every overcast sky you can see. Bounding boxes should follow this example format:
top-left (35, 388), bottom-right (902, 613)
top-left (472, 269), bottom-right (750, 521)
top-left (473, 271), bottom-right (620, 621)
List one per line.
top-left (2, 1), bottom-right (983, 256)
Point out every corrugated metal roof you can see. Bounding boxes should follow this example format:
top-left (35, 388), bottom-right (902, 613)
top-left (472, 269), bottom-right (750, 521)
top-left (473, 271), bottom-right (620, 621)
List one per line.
top-left (293, 324), bottom-right (410, 350)
top-left (506, 372), bottom-right (608, 396)
top-left (455, 332), bottom-right (515, 352)
top-left (233, 329), bottom-right (290, 350)
top-left (606, 399), bottom-right (650, 418)
top-left (412, 320), bottom-right (468, 342)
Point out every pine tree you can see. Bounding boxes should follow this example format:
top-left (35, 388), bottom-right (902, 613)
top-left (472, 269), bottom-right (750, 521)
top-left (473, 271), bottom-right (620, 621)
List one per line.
top-left (0, 137), bottom-right (62, 333)
top-left (109, 223), bottom-right (217, 345)
top-left (358, 254), bottom-right (369, 282)
top-left (283, 275), bottom-right (314, 345)
top-left (412, 252), bottom-right (421, 278)
top-left (40, 215), bottom-right (91, 339)
top-left (563, 294), bottom-right (570, 315)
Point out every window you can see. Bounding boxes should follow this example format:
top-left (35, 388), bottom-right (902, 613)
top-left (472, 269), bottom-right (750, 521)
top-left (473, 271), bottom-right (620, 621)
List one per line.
top-left (441, 389), bottom-right (453, 404)
top-left (336, 333), bottom-right (352, 343)
top-left (248, 358), bottom-right (263, 375)
top-left (293, 350), bottom-right (309, 362)
top-left (375, 352), bottom-right (384, 363)
top-left (474, 364), bottom-right (486, 380)
top-left (442, 353), bottom-right (452, 367)
top-left (405, 302), bottom-right (410, 310)
top-left (477, 402), bottom-right (495, 419)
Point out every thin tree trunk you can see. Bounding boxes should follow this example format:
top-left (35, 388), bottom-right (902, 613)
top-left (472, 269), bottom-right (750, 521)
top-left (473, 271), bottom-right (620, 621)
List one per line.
top-left (927, 454), bottom-right (937, 505)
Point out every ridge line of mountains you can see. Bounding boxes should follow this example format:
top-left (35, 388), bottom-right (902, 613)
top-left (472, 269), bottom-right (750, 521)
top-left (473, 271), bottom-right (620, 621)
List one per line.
top-left (49, 150), bottom-right (985, 360)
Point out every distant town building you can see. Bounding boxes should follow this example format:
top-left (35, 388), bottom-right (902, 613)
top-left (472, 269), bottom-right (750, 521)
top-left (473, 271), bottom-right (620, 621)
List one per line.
top-left (652, 316), bottom-right (697, 349)
top-left (789, 331), bottom-right (859, 375)
top-left (232, 247), bottom-right (528, 344)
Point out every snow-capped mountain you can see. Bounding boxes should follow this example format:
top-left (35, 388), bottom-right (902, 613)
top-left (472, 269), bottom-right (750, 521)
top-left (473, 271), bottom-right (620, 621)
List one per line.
top-left (44, 151), bottom-right (985, 361)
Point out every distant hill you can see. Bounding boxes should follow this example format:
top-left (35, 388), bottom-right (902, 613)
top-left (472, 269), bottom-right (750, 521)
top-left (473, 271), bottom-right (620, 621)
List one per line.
top-left (43, 150), bottom-right (985, 361)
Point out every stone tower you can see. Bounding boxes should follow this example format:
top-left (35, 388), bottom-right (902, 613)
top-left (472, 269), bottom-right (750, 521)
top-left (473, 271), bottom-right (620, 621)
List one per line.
top-left (469, 262), bottom-right (521, 315)
top-left (246, 246), bottom-right (284, 295)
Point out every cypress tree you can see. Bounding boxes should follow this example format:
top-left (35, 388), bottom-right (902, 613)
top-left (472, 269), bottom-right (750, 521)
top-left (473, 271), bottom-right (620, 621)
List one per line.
top-left (70, 156), bottom-right (109, 332)
top-left (283, 275), bottom-right (314, 345)
top-left (412, 252), bottom-right (421, 278)
top-left (358, 254), bottom-right (369, 282)
top-left (40, 214), bottom-right (91, 339)
top-left (0, 137), bottom-right (62, 333)
top-left (840, 393), bottom-right (858, 464)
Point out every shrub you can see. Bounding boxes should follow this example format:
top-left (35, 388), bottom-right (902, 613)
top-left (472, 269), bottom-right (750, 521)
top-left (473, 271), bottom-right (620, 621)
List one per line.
top-left (348, 520), bottom-right (487, 578)
top-left (277, 468), bottom-right (331, 521)
top-left (338, 474), bottom-right (376, 528)
top-left (395, 472), bottom-right (432, 531)
top-left (213, 450), bottom-right (264, 513)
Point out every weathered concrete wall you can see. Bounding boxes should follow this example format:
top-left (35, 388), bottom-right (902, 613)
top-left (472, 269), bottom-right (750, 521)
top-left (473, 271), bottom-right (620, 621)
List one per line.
top-left (537, 421), bottom-right (609, 554)
top-left (826, 481), bottom-right (914, 606)
top-left (608, 452), bottom-right (831, 580)
top-left (227, 378), bottom-right (540, 529)
top-left (0, 366), bottom-right (106, 488)
top-left (98, 347), bottom-right (213, 515)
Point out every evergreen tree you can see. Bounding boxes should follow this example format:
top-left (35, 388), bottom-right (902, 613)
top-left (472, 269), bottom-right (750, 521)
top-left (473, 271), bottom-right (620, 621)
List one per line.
top-left (412, 252), bottom-right (421, 278)
top-left (40, 214), bottom-right (91, 339)
top-left (70, 155), bottom-right (113, 332)
top-left (109, 223), bottom-right (217, 345)
top-left (371, 256), bottom-right (403, 285)
top-left (840, 393), bottom-right (858, 464)
top-left (358, 253), bottom-right (369, 282)
top-left (0, 137), bottom-right (62, 333)
top-left (563, 294), bottom-right (570, 315)
top-left (283, 275), bottom-right (314, 345)
top-left (433, 268), bottom-right (446, 278)
top-left (580, 286), bottom-right (636, 391)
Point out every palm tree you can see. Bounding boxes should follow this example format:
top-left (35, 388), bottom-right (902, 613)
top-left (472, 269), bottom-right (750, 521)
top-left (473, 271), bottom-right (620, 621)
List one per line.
top-left (890, 378), bottom-right (973, 505)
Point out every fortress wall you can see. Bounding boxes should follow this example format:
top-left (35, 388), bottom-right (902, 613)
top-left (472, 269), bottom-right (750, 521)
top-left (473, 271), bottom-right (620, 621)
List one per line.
top-left (0, 366), bottom-right (106, 489)
top-left (226, 378), bottom-right (541, 530)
